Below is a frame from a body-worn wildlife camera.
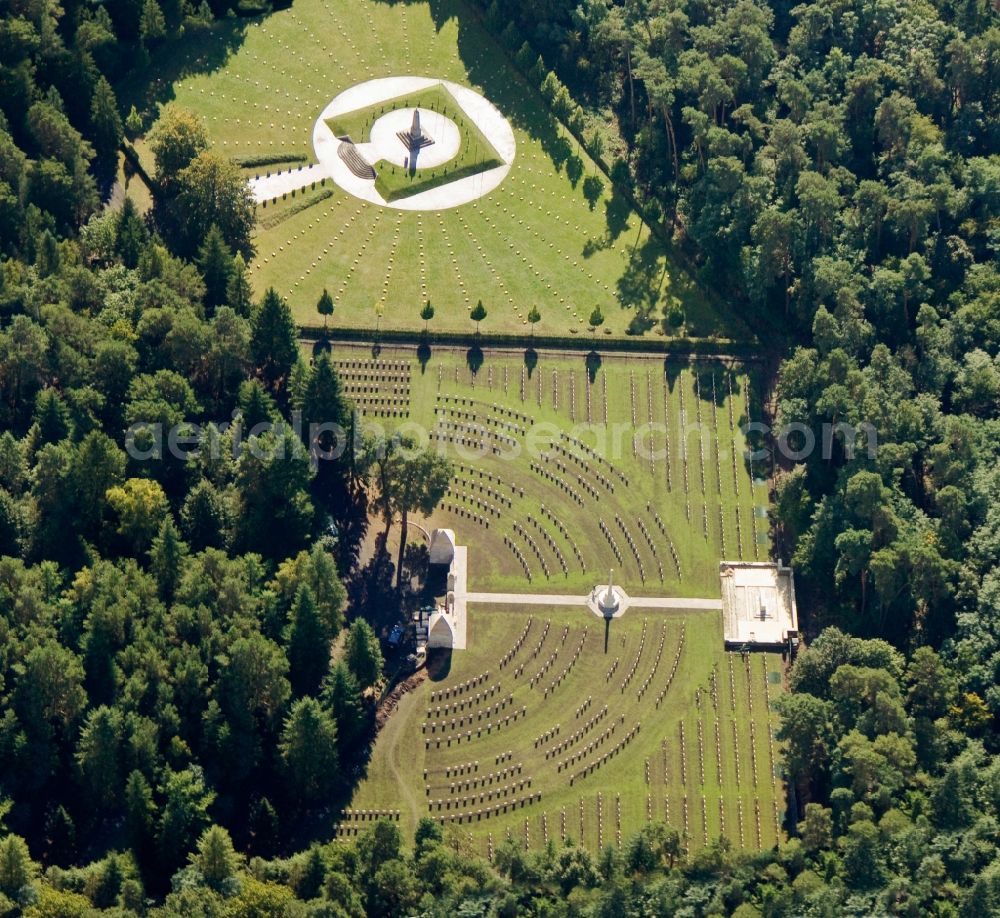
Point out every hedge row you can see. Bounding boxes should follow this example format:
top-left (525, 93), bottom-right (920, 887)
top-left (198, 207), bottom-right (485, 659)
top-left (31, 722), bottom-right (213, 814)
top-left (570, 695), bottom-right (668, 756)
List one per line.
top-left (234, 151), bottom-right (310, 169)
top-left (258, 187), bottom-right (333, 230)
top-left (299, 325), bottom-right (757, 359)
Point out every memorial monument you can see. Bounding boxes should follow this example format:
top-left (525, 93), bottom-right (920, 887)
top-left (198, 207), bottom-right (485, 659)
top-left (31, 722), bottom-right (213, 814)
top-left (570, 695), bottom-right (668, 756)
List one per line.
top-left (397, 108), bottom-right (435, 153)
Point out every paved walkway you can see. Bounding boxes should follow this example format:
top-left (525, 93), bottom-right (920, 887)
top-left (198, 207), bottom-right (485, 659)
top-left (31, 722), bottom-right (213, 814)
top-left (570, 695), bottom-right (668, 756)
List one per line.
top-left (249, 163), bottom-right (326, 203)
top-left (466, 592), bottom-right (588, 606)
top-left (464, 591), bottom-right (722, 611)
top-left (449, 545), bottom-right (468, 650)
top-left (311, 76), bottom-right (515, 211)
top-left (436, 532), bottom-right (721, 652)
top-left (629, 597), bottom-right (723, 609)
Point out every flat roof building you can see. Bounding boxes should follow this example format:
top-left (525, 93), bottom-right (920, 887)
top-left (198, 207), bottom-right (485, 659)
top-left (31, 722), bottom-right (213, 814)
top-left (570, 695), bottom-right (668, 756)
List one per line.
top-left (720, 561), bottom-right (799, 650)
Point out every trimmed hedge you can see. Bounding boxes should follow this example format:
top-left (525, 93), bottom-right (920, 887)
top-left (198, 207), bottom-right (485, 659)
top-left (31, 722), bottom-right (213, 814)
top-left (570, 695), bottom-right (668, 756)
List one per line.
top-left (234, 152), bottom-right (310, 168)
top-left (298, 324), bottom-right (758, 359)
top-left (375, 156), bottom-right (503, 202)
top-left (258, 188), bottom-right (333, 229)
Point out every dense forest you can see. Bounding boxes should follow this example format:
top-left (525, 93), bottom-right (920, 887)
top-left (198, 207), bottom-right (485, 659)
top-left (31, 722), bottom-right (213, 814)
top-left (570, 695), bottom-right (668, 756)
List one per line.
top-left (0, 0), bottom-right (998, 914)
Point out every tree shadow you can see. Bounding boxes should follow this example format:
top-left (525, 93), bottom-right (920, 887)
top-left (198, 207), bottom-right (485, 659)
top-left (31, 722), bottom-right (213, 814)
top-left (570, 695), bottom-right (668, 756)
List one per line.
top-left (626, 308), bottom-right (656, 336)
top-left (370, 0), bottom-right (584, 186)
top-left (403, 542), bottom-right (430, 592)
top-left (466, 344), bottom-right (484, 376)
top-left (417, 341), bottom-right (431, 374)
top-left (586, 351), bottom-right (602, 385)
top-left (116, 18), bottom-right (253, 128)
top-left (617, 232), bottom-right (669, 324)
top-left (346, 535), bottom-right (398, 626)
top-left (663, 358), bottom-right (685, 392)
top-left (312, 338), bottom-right (332, 358)
top-left (583, 174), bottom-right (604, 210)
top-left (691, 360), bottom-right (734, 410)
top-left (423, 564), bottom-right (448, 599)
top-left (566, 154), bottom-right (584, 188)
top-left (582, 190), bottom-right (634, 256)
top-left (333, 486), bottom-right (370, 575)
top-left (524, 347), bottom-right (538, 378)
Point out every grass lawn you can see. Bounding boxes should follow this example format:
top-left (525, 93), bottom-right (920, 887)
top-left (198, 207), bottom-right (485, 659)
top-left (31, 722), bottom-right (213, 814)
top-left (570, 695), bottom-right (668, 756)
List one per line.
top-left (347, 605), bottom-right (785, 857)
top-left (327, 82), bottom-right (499, 160)
top-left (122, 0), bottom-right (751, 341)
top-left (323, 343), bottom-right (769, 597)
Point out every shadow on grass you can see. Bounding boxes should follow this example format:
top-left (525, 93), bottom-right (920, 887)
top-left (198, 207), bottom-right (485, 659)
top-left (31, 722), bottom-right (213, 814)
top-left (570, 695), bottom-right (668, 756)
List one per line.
top-left (466, 343), bottom-right (484, 376)
top-left (582, 174), bottom-right (634, 256)
top-left (586, 350), bottom-right (601, 385)
top-left (326, 479), bottom-right (370, 575)
top-left (403, 543), bottom-right (430, 590)
top-left (372, 0), bottom-right (610, 220)
top-left (524, 347), bottom-right (538, 378)
top-left (417, 341), bottom-right (432, 373)
top-left (663, 358), bottom-right (684, 393)
top-left (616, 230), bottom-right (663, 320)
top-left (116, 18), bottom-right (253, 127)
top-left (346, 539), bottom-right (399, 630)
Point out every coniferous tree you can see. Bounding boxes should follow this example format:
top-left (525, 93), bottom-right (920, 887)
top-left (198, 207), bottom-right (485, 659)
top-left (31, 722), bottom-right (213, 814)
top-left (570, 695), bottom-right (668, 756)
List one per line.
top-left (250, 288), bottom-right (298, 394)
top-left (238, 379), bottom-right (278, 431)
top-left (470, 299), bottom-right (487, 333)
top-left (149, 516), bottom-right (187, 603)
top-left (157, 767), bottom-right (216, 878)
top-left (302, 352), bottom-right (349, 466)
top-left (0, 835), bottom-right (37, 899)
top-left (140, 0), bottom-right (166, 44)
top-left (527, 305), bottom-right (541, 337)
top-left (316, 288), bottom-right (333, 332)
top-left (180, 479), bottom-right (227, 550)
top-left (323, 661), bottom-right (366, 752)
top-left (197, 224), bottom-right (233, 313)
top-left (35, 230), bottom-right (59, 276)
top-left (32, 388), bottom-right (72, 447)
top-left (0, 489), bottom-right (21, 557)
top-left (279, 697), bottom-right (339, 803)
top-left (90, 77), bottom-right (123, 163)
top-left (125, 105), bottom-right (143, 139)
top-left (115, 196), bottom-right (147, 268)
top-left (189, 826), bottom-right (243, 892)
top-left (287, 584), bottom-right (330, 697)
top-left (75, 706), bottom-right (124, 810)
top-left (288, 359), bottom-right (309, 414)
top-left (226, 252), bottom-right (252, 316)
top-left (344, 618), bottom-right (383, 690)
top-left (420, 299), bottom-right (434, 332)
top-left (125, 770), bottom-right (156, 857)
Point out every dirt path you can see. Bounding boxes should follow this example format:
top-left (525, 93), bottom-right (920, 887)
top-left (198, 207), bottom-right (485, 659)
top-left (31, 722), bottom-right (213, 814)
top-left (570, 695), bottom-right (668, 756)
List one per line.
top-left (374, 672), bottom-right (426, 827)
top-left (380, 690), bottom-right (421, 825)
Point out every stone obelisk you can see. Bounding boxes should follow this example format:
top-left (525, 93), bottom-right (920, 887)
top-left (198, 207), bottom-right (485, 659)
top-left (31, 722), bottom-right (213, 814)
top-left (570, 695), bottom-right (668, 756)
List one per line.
top-left (397, 108), bottom-right (435, 153)
top-left (599, 569), bottom-right (620, 617)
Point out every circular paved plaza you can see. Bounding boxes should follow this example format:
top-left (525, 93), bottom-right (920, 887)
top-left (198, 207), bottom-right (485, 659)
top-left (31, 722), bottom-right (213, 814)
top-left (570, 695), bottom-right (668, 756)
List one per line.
top-left (312, 76), bottom-right (516, 211)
